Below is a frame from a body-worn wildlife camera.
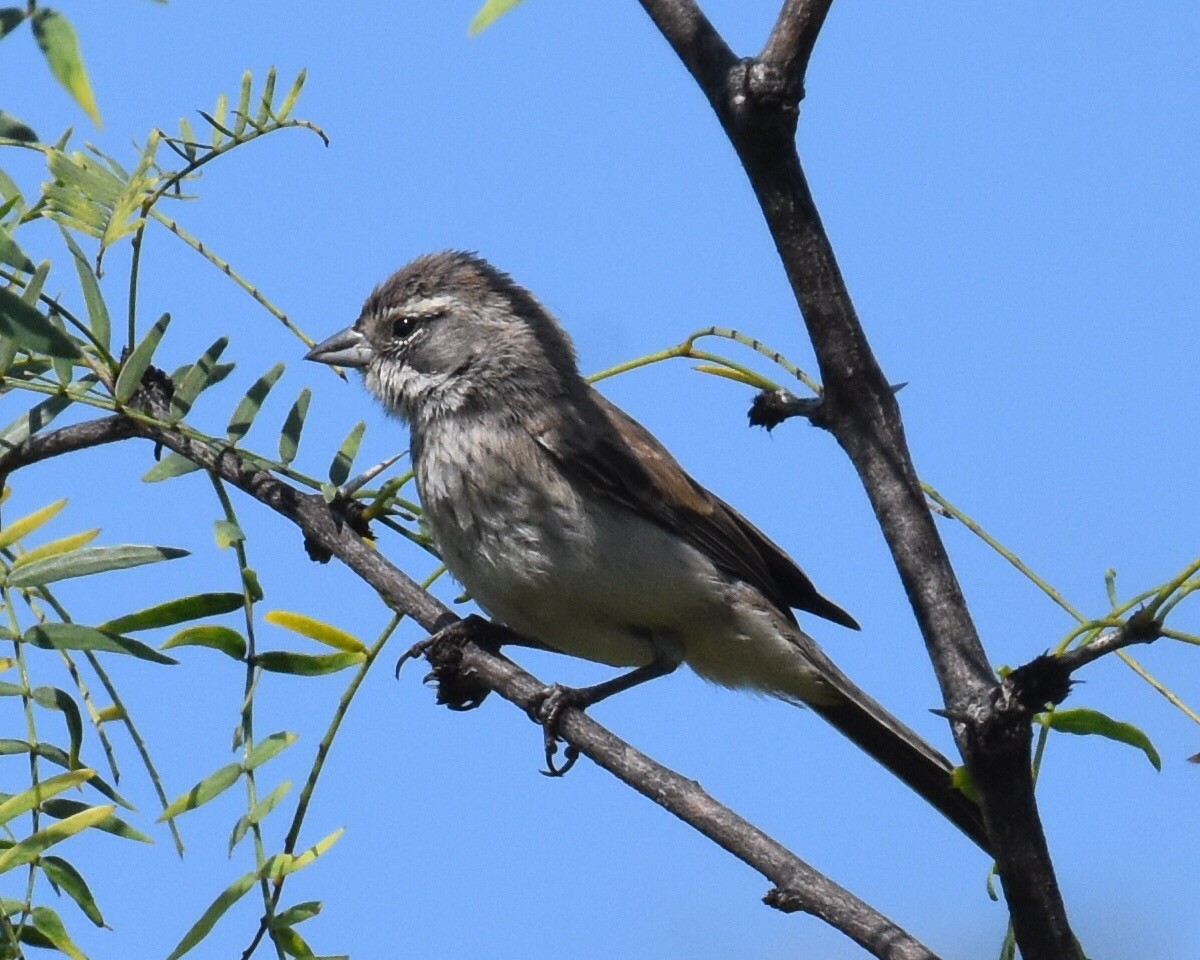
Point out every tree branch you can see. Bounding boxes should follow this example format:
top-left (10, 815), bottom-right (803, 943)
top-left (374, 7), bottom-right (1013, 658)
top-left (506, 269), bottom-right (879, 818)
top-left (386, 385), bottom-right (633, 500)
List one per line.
top-left (636, 3), bottom-right (1081, 958)
top-left (1054, 615), bottom-right (1161, 675)
top-left (0, 415), bottom-right (137, 482)
top-left (760, 0), bottom-right (834, 88)
top-left (634, 0), bottom-right (738, 112)
top-left (0, 411), bottom-right (939, 960)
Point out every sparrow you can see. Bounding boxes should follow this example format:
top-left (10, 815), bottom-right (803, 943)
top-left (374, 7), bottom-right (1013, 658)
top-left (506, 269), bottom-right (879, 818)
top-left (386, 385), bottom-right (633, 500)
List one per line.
top-left (306, 250), bottom-right (987, 849)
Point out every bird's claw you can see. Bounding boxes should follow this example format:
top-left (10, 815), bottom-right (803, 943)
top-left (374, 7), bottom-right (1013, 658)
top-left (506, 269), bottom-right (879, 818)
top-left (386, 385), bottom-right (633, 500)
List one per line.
top-left (394, 637), bottom-right (434, 679)
top-left (532, 684), bottom-right (584, 777)
top-left (395, 614), bottom-right (496, 711)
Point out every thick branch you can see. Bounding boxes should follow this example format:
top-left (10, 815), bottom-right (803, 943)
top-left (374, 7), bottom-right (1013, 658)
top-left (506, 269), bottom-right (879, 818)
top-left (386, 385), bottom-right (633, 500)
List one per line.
top-left (0, 412), bottom-right (937, 960)
top-left (637, 3), bottom-right (1080, 958)
top-left (0, 415), bottom-right (136, 482)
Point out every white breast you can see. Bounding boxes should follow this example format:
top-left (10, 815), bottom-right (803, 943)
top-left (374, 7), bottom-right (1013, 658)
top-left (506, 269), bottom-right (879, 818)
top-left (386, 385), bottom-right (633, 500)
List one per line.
top-left (412, 416), bottom-right (824, 700)
top-left (414, 416), bottom-right (727, 669)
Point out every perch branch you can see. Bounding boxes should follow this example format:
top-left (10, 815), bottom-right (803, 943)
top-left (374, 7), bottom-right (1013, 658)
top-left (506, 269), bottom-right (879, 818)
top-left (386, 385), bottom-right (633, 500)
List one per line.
top-left (0, 411), bottom-right (939, 960)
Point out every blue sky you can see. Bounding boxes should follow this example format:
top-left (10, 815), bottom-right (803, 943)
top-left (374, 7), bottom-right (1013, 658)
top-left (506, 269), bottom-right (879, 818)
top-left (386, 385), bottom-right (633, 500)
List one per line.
top-left (1, 2), bottom-right (1198, 957)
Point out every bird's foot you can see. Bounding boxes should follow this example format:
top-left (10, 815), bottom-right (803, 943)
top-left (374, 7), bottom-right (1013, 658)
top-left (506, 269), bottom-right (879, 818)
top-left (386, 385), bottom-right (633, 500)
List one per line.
top-left (530, 684), bottom-right (586, 777)
top-left (395, 614), bottom-right (503, 711)
top-left (528, 659), bottom-right (680, 776)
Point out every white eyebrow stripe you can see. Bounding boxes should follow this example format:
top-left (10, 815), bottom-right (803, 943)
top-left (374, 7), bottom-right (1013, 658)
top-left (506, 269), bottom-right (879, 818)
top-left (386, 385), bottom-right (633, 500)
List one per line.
top-left (383, 295), bottom-right (459, 319)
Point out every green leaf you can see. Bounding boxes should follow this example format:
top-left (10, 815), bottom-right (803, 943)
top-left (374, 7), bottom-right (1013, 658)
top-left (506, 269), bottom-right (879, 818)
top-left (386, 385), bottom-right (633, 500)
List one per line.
top-left (114, 311), bottom-right (170, 403)
top-left (59, 228), bottom-right (110, 350)
top-left (468, 0), bottom-right (527, 35)
top-left (229, 780), bottom-right (290, 854)
top-left (48, 313), bottom-right (73, 386)
top-left (0, 110), bottom-right (38, 142)
top-left (41, 856), bottom-right (104, 926)
top-left (950, 765), bottom-right (979, 804)
top-left (213, 519), bottom-right (244, 550)
top-left (278, 387), bottom-right (311, 465)
top-left (0, 498), bottom-right (67, 550)
top-left (244, 731), bottom-right (297, 771)
top-left (1039, 706), bottom-right (1162, 771)
top-left (24, 623), bottom-right (178, 666)
top-left (255, 651), bottom-right (364, 677)
top-left (0, 286), bottom-right (81, 359)
top-left (985, 863), bottom-right (1000, 902)
top-left (226, 361), bottom-right (285, 442)
top-left (170, 336), bottom-right (229, 419)
top-left (269, 901), bottom-right (321, 930)
top-left (0, 168), bottom-right (27, 214)
top-left (0, 330), bottom-right (16, 376)
top-left (249, 781), bottom-right (291, 824)
top-left (0, 393), bottom-right (73, 455)
top-left (198, 108), bottom-right (234, 144)
top-left (30, 905), bottom-right (87, 960)
top-left (242, 567), bottom-right (264, 603)
top-left (11, 528), bottom-right (99, 569)
top-left (31, 686), bottom-right (84, 768)
top-left (256, 67), bottom-right (278, 125)
top-left (161, 625), bottom-right (246, 661)
top-left (276, 69), bottom-right (307, 120)
top-left (17, 926), bottom-right (57, 949)
top-left (0, 739), bottom-right (30, 754)
top-left (0, 9), bottom-right (25, 40)
top-left (33, 745), bottom-right (132, 809)
top-left (328, 421), bottom-right (366, 487)
top-left (232, 71), bottom-right (252, 137)
top-left (0, 804), bottom-right (114, 873)
top-left (18, 259), bottom-right (50, 304)
top-left (265, 827), bottom-right (343, 879)
top-left (99, 592), bottom-right (244, 633)
top-left (41, 798), bottom-right (151, 842)
top-left (272, 927), bottom-right (314, 958)
top-left (7, 544), bottom-right (188, 587)
top-left (160, 762), bottom-right (241, 821)
top-left (263, 611), bottom-right (367, 654)
top-left (0, 768), bottom-right (95, 828)
top-left (165, 869), bottom-right (257, 960)
top-left (0, 222), bottom-right (33, 272)
top-left (141, 451), bottom-right (203, 483)
top-left (0, 355), bottom-right (52, 384)
top-left (692, 363), bottom-right (776, 389)
top-left (31, 9), bottom-right (101, 126)
top-left (173, 118), bottom-right (198, 162)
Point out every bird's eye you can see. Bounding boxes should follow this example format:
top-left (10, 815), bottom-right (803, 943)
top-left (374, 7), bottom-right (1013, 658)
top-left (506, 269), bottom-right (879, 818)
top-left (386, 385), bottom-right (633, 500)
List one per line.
top-left (392, 315), bottom-right (419, 339)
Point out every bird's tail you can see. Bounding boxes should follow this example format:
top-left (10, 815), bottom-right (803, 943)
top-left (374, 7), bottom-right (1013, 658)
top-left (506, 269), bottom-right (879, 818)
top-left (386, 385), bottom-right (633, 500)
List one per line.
top-left (787, 656), bottom-right (990, 853)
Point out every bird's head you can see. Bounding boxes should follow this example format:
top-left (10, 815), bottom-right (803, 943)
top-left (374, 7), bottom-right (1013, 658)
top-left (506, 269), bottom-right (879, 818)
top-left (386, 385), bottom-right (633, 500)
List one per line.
top-left (306, 250), bottom-right (579, 425)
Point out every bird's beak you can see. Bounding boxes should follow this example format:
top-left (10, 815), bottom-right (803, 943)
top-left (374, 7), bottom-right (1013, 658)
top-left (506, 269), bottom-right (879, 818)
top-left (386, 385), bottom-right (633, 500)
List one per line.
top-left (305, 326), bottom-right (373, 368)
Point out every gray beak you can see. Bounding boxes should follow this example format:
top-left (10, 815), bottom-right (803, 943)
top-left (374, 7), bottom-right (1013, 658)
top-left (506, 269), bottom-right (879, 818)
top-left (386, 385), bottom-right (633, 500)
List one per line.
top-left (305, 326), bottom-right (373, 368)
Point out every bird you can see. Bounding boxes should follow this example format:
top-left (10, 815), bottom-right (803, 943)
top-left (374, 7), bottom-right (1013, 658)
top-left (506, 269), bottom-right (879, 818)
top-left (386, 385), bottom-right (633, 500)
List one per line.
top-left (306, 250), bottom-right (988, 850)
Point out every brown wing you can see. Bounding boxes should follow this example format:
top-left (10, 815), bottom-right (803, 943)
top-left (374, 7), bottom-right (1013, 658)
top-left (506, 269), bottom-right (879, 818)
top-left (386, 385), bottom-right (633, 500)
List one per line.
top-left (532, 386), bottom-right (859, 630)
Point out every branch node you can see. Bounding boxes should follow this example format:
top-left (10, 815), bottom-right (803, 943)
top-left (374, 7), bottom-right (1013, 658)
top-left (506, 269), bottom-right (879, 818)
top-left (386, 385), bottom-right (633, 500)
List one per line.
top-left (1125, 605), bottom-right (1163, 643)
top-left (763, 885), bottom-right (812, 915)
top-left (723, 58), bottom-right (800, 136)
top-left (748, 388), bottom-right (826, 431)
top-left (1004, 654), bottom-right (1075, 715)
